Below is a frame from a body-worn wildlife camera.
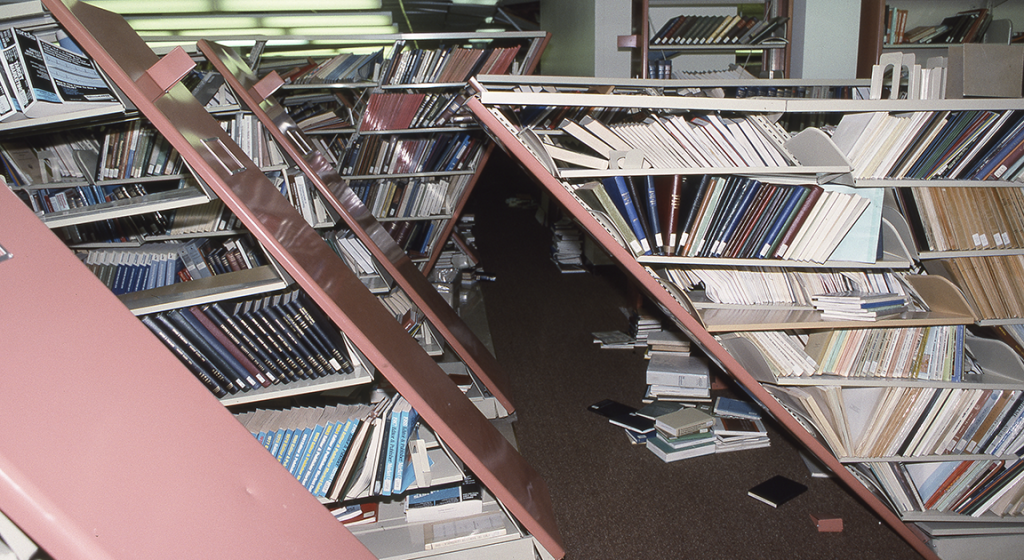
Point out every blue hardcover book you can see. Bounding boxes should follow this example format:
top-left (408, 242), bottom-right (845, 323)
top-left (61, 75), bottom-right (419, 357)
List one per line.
top-left (275, 428), bottom-right (296, 466)
top-left (297, 421), bottom-right (329, 489)
top-left (602, 176), bottom-right (651, 254)
top-left (642, 175), bottom-right (663, 250)
top-left (970, 116), bottom-right (1024, 179)
top-left (711, 179), bottom-right (761, 257)
top-left (303, 419), bottom-right (341, 492)
top-left (313, 417), bottom-right (359, 497)
top-left (952, 325), bottom-right (965, 383)
top-left (269, 427), bottom-right (287, 460)
top-left (757, 185), bottom-right (808, 258)
top-left (285, 425), bottom-right (313, 476)
top-left (380, 400), bottom-right (407, 496)
top-left (392, 406), bottom-right (419, 493)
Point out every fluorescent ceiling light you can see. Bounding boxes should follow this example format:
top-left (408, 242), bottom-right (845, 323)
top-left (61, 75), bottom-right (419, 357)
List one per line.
top-left (451, 0), bottom-right (499, 5)
top-left (128, 17), bottom-right (259, 31)
top-left (288, 25), bottom-right (398, 36)
top-left (83, 0), bottom-right (382, 14)
top-left (260, 14), bottom-right (393, 27)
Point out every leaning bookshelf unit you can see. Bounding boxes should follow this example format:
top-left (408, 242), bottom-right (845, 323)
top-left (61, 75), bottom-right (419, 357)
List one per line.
top-left (466, 78), bottom-right (1024, 559)
top-left (0, 2), bottom-right (567, 559)
top-left (182, 30), bottom-right (549, 274)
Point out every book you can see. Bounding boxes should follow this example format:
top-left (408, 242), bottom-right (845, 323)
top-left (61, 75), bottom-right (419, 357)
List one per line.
top-left (646, 432), bottom-right (716, 462)
top-left (654, 406), bottom-right (714, 438)
top-left (588, 398), bottom-right (655, 434)
top-left (748, 475), bottom-right (807, 508)
top-left (405, 480), bottom-right (484, 523)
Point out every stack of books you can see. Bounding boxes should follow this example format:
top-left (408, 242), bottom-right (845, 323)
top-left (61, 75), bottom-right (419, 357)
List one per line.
top-left (713, 414), bottom-right (770, 453)
top-left (811, 291), bottom-right (911, 321)
top-left (550, 217), bottom-right (586, 273)
top-left (712, 396), bottom-right (770, 453)
top-left (629, 309), bottom-right (662, 349)
top-left (644, 344), bottom-right (711, 403)
top-left (644, 405), bottom-right (716, 462)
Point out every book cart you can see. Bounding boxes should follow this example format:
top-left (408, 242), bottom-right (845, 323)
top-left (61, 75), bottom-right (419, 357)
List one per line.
top-left (0, 1), bottom-right (566, 559)
top-left (465, 76), bottom-right (1024, 559)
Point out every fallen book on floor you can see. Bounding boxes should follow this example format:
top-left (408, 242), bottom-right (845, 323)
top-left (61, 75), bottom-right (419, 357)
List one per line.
top-left (748, 475), bottom-right (808, 508)
top-left (713, 396), bottom-right (762, 420)
top-left (654, 406), bottom-right (715, 438)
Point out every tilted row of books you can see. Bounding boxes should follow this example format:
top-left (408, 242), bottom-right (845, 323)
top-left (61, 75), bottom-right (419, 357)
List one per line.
top-left (349, 174), bottom-right (472, 220)
top-left (78, 235), bottom-right (263, 294)
top-left (543, 113), bottom-right (795, 173)
top-left (380, 44), bottom-right (520, 86)
top-left (835, 109), bottom-right (1024, 181)
top-left (141, 289), bottom-right (360, 399)
top-left (281, 49), bottom-right (384, 85)
top-left (886, 7), bottom-right (993, 46)
top-left (380, 218), bottom-right (445, 258)
top-left (359, 92), bottom-right (459, 132)
top-left (650, 14), bottom-right (789, 46)
top-left (856, 458), bottom-right (1024, 518)
top-left (933, 255), bottom-right (1024, 320)
top-left (898, 186), bottom-right (1024, 253)
top-left (338, 131), bottom-right (482, 177)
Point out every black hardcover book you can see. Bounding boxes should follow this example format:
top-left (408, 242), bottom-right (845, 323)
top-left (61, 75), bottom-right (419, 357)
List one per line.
top-left (287, 293), bottom-right (355, 373)
top-left (189, 305), bottom-right (271, 387)
top-left (204, 302), bottom-right (283, 385)
top-left (140, 315), bottom-right (229, 397)
top-left (164, 308), bottom-right (258, 391)
top-left (232, 300), bottom-right (301, 383)
top-left (723, 182), bottom-right (776, 258)
top-left (752, 184), bottom-right (809, 259)
top-left (710, 178), bottom-right (761, 257)
top-left (676, 174), bottom-right (710, 254)
top-left (248, 297), bottom-right (317, 379)
top-left (748, 475), bottom-right (807, 507)
top-left (150, 312), bottom-right (239, 394)
top-left (262, 296), bottom-right (332, 378)
top-left (696, 176), bottom-right (743, 257)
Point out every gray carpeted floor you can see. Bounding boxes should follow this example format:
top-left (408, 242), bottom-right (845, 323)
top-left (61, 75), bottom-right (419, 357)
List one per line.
top-left (466, 151), bottom-right (925, 560)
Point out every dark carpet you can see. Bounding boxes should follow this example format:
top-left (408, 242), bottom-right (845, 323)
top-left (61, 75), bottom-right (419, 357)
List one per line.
top-left (464, 150), bottom-right (924, 560)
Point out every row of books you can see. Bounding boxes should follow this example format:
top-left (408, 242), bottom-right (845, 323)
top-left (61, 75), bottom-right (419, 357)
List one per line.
top-left (772, 384), bottom-right (1024, 461)
top-left (664, 267), bottom-right (910, 307)
top-left (218, 113), bottom-right (288, 169)
top-left (650, 14), bottom-right (789, 46)
top-left (807, 325), bottom-right (966, 381)
top-left (380, 44), bottom-right (520, 86)
top-left (858, 458), bottom-right (1024, 518)
top-left (19, 180), bottom-right (168, 221)
top-left (937, 255), bottom-right (1024, 321)
top-left (359, 92), bottom-right (459, 132)
top-left (0, 26), bottom-right (120, 121)
top-left (835, 109), bottom-right (1024, 181)
top-left (887, 7), bottom-right (993, 45)
top-left (899, 186), bottom-right (1024, 253)
top-left (96, 120), bottom-right (185, 180)
top-left (163, 200), bottom-right (243, 237)
top-left (545, 113), bottom-right (795, 172)
top-left (572, 174), bottom-right (876, 263)
top-left (733, 84), bottom-right (871, 101)
top-left (338, 132), bottom-right (482, 177)
top-left (1, 129), bottom-right (98, 185)
top-left (141, 289), bottom-right (357, 399)
top-left (383, 218), bottom-right (443, 258)
top-left (349, 174), bottom-right (471, 220)
top-left (79, 235), bottom-right (263, 295)
top-left (281, 173), bottom-right (332, 228)
top-left (236, 402), bottom-right (376, 499)
top-left (282, 49), bottom-right (384, 85)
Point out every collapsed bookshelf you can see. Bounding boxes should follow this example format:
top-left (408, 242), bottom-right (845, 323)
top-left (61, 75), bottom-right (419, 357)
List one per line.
top-left (0, 1), bottom-right (565, 559)
top-left (466, 79), bottom-right (1024, 559)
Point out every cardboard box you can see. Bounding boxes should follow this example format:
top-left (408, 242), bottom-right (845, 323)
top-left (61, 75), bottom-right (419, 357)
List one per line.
top-left (946, 44), bottom-right (1024, 98)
